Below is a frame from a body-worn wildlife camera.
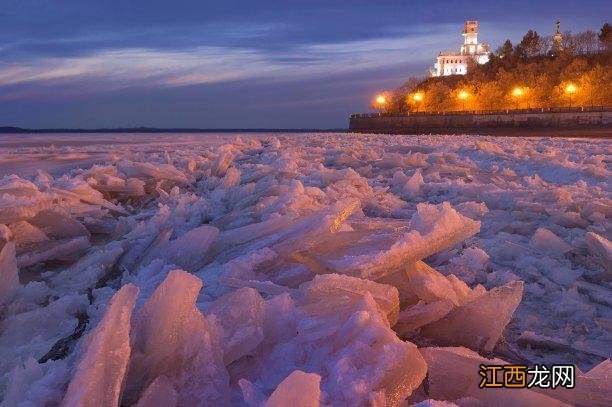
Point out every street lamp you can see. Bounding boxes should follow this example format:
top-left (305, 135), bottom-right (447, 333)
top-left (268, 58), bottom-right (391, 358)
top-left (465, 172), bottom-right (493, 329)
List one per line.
top-left (565, 84), bottom-right (577, 108)
top-left (458, 91), bottom-right (469, 111)
top-left (412, 92), bottom-right (424, 112)
top-left (512, 87), bottom-right (524, 110)
top-left (375, 95), bottom-right (386, 114)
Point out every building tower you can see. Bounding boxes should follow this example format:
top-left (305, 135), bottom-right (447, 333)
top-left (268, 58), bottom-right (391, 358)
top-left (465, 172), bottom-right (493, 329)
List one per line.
top-left (552, 20), bottom-right (563, 54)
top-left (461, 21), bottom-right (479, 54)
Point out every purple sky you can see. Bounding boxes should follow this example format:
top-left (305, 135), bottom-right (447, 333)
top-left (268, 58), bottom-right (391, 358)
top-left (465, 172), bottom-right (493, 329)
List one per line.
top-left (0, 0), bottom-right (608, 128)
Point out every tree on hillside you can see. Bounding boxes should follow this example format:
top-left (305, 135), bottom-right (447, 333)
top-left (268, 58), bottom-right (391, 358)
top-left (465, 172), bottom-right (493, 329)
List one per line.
top-left (386, 77), bottom-right (422, 113)
top-left (598, 23), bottom-right (612, 51)
top-left (537, 36), bottom-right (551, 56)
top-left (562, 31), bottom-right (577, 54)
top-left (423, 82), bottom-right (453, 112)
top-left (531, 73), bottom-right (555, 107)
top-left (496, 39), bottom-right (514, 59)
top-left (578, 66), bottom-right (599, 106)
top-left (559, 58), bottom-right (589, 82)
top-left (389, 88), bottom-right (409, 114)
top-left (452, 83), bottom-right (477, 111)
top-left (574, 30), bottom-right (598, 54)
top-left (574, 64), bottom-right (612, 106)
top-left (516, 30), bottom-right (541, 58)
top-left (398, 77), bottom-right (422, 95)
top-left (465, 57), bottom-right (479, 74)
top-left (476, 81), bottom-right (504, 110)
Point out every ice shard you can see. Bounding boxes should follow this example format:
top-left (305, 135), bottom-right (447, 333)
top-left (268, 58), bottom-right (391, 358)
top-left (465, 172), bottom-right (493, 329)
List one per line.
top-left (421, 346), bottom-right (571, 406)
top-left (420, 281), bottom-right (524, 352)
top-left (118, 161), bottom-right (189, 184)
top-left (124, 269), bottom-right (229, 405)
top-left (206, 287), bottom-right (265, 365)
top-left (61, 284), bottom-right (139, 407)
top-left (585, 232), bottom-right (612, 279)
top-left (135, 376), bottom-right (178, 407)
top-left (8, 221), bottom-right (49, 246)
top-left (162, 225), bottom-right (219, 270)
top-left (300, 273), bottom-right (400, 326)
top-left (0, 227), bottom-right (19, 303)
top-left (530, 227), bottom-right (572, 255)
top-left (394, 300), bottom-right (454, 337)
top-left (0, 175), bottom-right (53, 223)
top-left (297, 202), bottom-right (480, 280)
top-left (265, 370), bottom-right (321, 407)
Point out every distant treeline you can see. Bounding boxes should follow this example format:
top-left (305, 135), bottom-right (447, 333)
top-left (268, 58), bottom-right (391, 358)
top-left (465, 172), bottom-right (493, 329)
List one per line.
top-left (378, 23), bottom-right (612, 113)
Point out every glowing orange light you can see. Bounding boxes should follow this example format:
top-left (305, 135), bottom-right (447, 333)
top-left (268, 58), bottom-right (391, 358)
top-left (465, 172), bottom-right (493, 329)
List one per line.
top-left (376, 95), bottom-right (386, 104)
top-left (412, 92), bottom-right (424, 101)
top-left (458, 91), bottom-right (469, 100)
top-left (565, 84), bottom-right (577, 94)
top-left (512, 87), bottom-right (524, 97)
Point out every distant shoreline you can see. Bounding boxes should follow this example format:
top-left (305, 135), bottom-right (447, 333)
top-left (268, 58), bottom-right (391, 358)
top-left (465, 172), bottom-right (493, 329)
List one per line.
top-left (0, 126), bottom-right (347, 134)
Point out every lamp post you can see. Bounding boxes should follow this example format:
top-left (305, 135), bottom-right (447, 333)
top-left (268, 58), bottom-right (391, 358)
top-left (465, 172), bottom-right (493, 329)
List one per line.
top-left (512, 87), bottom-right (524, 110)
top-left (458, 91), bottom-right (469, 111)
top-left (375, 95), bottom-right (386, 114)
top-left (412, 92), bottom-right (424, 112)
top-left (565, 84), bottom-right (576, 108)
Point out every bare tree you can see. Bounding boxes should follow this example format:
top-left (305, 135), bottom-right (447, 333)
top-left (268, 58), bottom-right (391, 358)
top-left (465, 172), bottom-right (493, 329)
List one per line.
top-left (384, 77), bottom-right (423, 113)
top-left (574, 30), bottom-right (598, 54)
top-left (537, 36), bottom-right (551, 56)
top-left (562, 31), bottom-right (577, 54)
top-left (400, 77), bottom-right (423, 93)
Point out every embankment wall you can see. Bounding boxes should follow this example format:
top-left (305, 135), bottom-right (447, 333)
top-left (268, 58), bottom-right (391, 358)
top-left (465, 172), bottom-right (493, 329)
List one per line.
top-left (349, 109), bottom-right (612, 137)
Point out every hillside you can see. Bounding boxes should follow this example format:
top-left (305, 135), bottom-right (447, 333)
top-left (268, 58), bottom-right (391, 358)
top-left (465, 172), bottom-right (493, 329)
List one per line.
top-left (381, 25), bottom-right (612, 113)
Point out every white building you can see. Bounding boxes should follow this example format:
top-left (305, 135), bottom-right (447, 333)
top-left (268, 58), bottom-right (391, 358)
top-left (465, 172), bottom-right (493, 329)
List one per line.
top-left (431, 21), bottom-right (490, 77)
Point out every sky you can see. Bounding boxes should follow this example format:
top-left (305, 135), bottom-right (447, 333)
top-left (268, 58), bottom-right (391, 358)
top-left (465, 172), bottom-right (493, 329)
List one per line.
top-left (0, 0), bottom-right (608, 129)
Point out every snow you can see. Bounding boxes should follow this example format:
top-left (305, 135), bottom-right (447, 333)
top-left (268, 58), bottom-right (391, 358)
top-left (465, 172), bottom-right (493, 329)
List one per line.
top-left (0, 132), bottom-right (609, 405)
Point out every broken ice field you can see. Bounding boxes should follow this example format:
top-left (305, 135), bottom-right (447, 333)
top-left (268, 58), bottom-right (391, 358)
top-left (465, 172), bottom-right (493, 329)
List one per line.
top-left (0, 132), bottom-right (610, 406)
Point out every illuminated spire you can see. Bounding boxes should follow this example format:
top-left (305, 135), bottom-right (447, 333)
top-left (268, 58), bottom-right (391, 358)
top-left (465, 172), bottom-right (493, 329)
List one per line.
top-left (552, 20), bottom-right (563, 54)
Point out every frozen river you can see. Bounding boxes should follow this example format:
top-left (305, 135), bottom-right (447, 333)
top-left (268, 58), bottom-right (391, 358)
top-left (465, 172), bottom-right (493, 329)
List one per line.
top-left (0, 132), bottom-right (610, 405)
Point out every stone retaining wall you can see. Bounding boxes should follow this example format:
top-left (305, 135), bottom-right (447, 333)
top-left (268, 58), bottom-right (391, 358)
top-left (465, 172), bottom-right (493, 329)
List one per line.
top-left (349, 110), bottom-right (612, 136)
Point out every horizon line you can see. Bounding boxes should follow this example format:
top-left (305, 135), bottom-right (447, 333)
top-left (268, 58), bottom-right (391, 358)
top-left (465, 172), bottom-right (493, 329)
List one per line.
top-left (0, 126), bottom-right (348, 134)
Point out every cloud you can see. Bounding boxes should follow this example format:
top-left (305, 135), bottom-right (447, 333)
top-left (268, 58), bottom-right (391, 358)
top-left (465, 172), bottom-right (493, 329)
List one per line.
top-left (2, 1), bottom-right (604, 101)
top-left (0, 25), bottom-right (459, 100)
